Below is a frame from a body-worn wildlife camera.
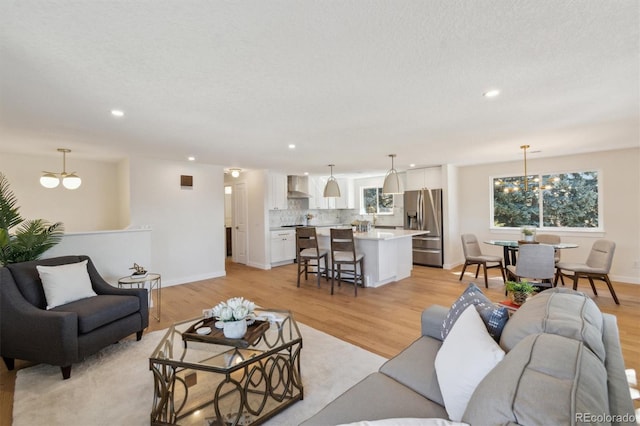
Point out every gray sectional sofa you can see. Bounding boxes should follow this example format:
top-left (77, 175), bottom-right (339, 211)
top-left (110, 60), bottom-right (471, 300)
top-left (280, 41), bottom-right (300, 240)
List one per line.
top-left (302, 288), bottom-right (636, 425)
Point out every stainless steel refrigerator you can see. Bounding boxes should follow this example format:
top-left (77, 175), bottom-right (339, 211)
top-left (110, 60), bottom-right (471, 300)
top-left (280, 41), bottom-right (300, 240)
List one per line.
top-left (404, 189), bottom-right (444, 267)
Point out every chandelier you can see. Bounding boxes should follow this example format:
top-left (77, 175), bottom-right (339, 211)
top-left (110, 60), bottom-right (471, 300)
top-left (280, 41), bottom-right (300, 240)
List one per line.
top-left (40, 148), bottom-right (82, 190)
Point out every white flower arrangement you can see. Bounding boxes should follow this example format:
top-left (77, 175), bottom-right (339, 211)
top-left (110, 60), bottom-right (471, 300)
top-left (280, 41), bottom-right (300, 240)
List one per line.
top-left (212, 297), bottom-right (256, 322)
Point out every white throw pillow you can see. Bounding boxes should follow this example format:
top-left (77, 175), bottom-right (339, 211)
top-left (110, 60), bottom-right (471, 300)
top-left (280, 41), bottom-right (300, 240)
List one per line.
top-left (37, 260), bottom-right (97, 309)
top-left (434, 305), bottom-right (505, 421)
top-left (338, 419), bottom-right (469, 426)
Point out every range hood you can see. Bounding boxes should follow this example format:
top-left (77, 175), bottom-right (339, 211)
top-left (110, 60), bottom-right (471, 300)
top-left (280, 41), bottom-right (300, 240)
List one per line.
top-left (287, 175), bottom-right (311, 198)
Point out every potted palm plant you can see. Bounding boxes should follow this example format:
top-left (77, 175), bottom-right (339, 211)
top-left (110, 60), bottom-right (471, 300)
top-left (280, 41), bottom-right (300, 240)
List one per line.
top-left (0, 173), bottom-right (64, 266)
top-left (505, 280), bottom-right (536, 305)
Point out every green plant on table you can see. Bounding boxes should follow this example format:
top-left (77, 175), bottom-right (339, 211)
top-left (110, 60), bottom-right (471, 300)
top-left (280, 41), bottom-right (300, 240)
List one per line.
top-left (0, 172), bottom-right (64, 266)
top-left (522, 228), bottom-right (535, 236)
top-left (505, 280), bottom-right (536, 294)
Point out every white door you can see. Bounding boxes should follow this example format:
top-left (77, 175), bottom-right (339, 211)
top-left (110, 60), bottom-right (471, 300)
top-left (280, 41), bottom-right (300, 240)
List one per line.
top-left (233, 181), bottom-right (248, 264)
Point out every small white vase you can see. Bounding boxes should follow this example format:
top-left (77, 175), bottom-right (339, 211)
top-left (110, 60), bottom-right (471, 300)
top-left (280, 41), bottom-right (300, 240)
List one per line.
top-left (223, 319), bottom-right (247, 339)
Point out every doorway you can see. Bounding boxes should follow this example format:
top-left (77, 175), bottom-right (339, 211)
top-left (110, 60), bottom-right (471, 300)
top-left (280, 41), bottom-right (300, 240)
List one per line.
top-left (232, 181), bottom-right (248, 265)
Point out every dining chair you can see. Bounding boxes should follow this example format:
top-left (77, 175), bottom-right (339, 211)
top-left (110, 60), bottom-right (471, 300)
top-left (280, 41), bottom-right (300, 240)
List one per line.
top-left (459, 234), bottom-right (506, 288)
top-left (506, 244), bottom-right (555, 290)
top-left (554, 239), bottom-right (619, 304)
top-left (329, 228), bottom-right (364, 296)
top-left (536, 234), bottom-right (561, 263)
top-left (296, 227), bottom-right (330, 288)
top-left (536, 233), bottom-right (563, 285)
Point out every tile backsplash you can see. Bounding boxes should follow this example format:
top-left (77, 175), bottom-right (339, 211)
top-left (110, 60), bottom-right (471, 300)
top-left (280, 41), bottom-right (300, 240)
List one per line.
top-left (269, 199), bottom-right (403, 228)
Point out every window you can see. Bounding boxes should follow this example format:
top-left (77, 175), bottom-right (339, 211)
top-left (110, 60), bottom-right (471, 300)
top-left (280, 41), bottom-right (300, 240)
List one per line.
top-left (492, 171), bottom-right (600, 230)
top-left (361, 187), bottom-right (394, 215)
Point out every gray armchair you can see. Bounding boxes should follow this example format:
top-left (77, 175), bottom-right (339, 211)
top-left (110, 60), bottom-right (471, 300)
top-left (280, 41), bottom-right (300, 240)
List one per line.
top-left (1, 255), bottom-right (149, 379)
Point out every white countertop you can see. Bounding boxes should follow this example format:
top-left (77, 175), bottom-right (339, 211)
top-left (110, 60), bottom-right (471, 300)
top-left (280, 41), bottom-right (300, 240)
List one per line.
top-left (270, 224), bottom-right (350, 231)
top-left (316, 228), bottom-right (428, 240)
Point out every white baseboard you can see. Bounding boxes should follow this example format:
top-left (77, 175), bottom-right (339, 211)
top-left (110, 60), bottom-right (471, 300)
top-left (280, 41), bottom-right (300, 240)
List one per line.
top-left (161, 270), bottom-right (226, 287)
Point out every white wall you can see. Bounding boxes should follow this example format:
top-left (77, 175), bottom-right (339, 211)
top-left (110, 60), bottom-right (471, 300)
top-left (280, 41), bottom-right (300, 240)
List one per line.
top-left (0, 152), bottom-right (123, 231)
top-left (116, 158), bottom-right (131, 227)
top-left (45, 229), bottom-right (152, 284)
top-left (128, 157), bottom-right (226, 286)
top-left (455, 148), bottom-right (640, 284)
top-left (1, 152), bottom-right (228, 286)
top-left (442, 164), bottom-right (460, 269)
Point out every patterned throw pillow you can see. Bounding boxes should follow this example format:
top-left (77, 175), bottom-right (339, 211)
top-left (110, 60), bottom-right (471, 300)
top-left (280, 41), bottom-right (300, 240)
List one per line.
top-left (441, 283), bottom-right (509, 342)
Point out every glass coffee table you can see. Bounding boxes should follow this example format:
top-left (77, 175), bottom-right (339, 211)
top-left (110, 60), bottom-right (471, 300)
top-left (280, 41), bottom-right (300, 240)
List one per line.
top-left (149, 310), bottom-right (303, 425)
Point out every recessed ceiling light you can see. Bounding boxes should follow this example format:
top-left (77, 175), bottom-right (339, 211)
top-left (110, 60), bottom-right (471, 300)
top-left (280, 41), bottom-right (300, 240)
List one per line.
top-left (304, 172), bottom-right (309, 175)
top-left (288, 144), bottom-right (296, 149)
top-left (483, 89), bottom-right (500, 98)
top-left (187, 156), bottom-right (195, 161)
top-left (409, 164), bottom-right (416, 168)
top-left (111, 109), bottom-right (124, 117)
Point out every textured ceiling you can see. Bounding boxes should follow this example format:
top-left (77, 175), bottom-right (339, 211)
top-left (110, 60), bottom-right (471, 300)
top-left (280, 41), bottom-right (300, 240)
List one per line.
top-left (1, 1), bottom-right (638, 176)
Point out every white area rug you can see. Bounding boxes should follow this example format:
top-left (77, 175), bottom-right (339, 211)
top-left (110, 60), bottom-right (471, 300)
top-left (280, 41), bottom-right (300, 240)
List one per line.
top-left (13, 323), bottom-right (386, 426)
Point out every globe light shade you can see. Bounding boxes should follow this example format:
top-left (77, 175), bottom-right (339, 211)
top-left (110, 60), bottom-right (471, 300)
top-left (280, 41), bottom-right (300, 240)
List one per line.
top-left (40, 173), bottom-right (60, 189)
top-left (62, 174), bottom-right (82, 190)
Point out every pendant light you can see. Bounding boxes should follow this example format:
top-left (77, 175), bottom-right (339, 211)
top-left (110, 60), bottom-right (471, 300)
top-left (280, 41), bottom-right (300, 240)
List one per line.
top-left (323, 164), bottom-right (341, 197)
top-left (40, 148), bottom-right (82, 190)
top-left (382, 154), bottom-right (402, 194)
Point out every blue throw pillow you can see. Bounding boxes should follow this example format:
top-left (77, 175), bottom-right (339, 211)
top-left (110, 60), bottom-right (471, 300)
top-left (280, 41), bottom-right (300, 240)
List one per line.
top-left (441, 283), bottom-right (509, 342)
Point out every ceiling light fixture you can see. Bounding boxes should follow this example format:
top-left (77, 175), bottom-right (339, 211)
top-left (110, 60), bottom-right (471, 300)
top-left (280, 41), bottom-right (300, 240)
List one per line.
top-left (40, 148), bottom-right (82, 190)
top-left (323, 164), bottom-right (341, 198)
top-left (382, 154), bottom-right (402, 194)
top-left (483, 89), bottom-right (500, 98)
top-left (111, 109), bottom-right (124, 117)
top-left (288, 144), bottom-right (296, 149)
top-left (230, 168), bottom-right (241, 178)
top-left (187, 156), bottom-right (195, 161)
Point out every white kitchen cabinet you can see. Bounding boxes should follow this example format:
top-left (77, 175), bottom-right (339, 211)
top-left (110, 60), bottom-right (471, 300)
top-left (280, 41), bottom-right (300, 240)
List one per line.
top-left (270, 229), bottom-right (296, 264)
top-left (334, 178), bottom-right (355, 209)
top-left (307, 176), bottom-right (319, 209)
top-left (268, 172), bottom-right (288, 210)
top-left (309, 176), bottom-right (354, 209)
top-left (308, 176), bottom-right (331, 209)
top-left (405, 167), bottom-right (442, 190)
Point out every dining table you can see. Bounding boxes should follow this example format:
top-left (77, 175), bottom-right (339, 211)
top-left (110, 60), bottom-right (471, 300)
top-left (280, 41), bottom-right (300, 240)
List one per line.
top-left (484, 239), bottom-right (578, 266)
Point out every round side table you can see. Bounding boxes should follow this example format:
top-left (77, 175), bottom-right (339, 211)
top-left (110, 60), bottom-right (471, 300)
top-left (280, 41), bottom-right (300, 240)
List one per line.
top-left (118, 273), bottom-right (161, 321)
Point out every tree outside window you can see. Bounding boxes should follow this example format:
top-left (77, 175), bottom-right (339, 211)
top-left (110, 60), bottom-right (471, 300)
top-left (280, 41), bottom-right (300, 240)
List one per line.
top-left (492, 171), bottom-right (599, 230)
top-left (362, 187), bottom-right (394, 215)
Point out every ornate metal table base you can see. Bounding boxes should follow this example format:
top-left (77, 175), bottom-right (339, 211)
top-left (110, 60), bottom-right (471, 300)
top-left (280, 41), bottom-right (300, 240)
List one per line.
top-left (150, 312), bottom-right (303, 425)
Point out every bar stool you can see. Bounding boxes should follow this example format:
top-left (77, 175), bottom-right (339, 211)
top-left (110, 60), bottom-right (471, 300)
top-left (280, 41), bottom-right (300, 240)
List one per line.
top-left (296, 227), bottom-right (329, 288)
top-left (329, 228), bottom-right (365, 296)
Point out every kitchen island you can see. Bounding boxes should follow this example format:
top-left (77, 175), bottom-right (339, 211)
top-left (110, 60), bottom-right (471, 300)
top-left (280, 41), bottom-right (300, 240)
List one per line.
top-left (315, 228), bottom-right (428, 288)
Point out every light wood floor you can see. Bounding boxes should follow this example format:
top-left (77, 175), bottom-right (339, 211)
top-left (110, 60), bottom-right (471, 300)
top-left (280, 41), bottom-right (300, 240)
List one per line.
top-left (2, 260), bottom-right (639, 425)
